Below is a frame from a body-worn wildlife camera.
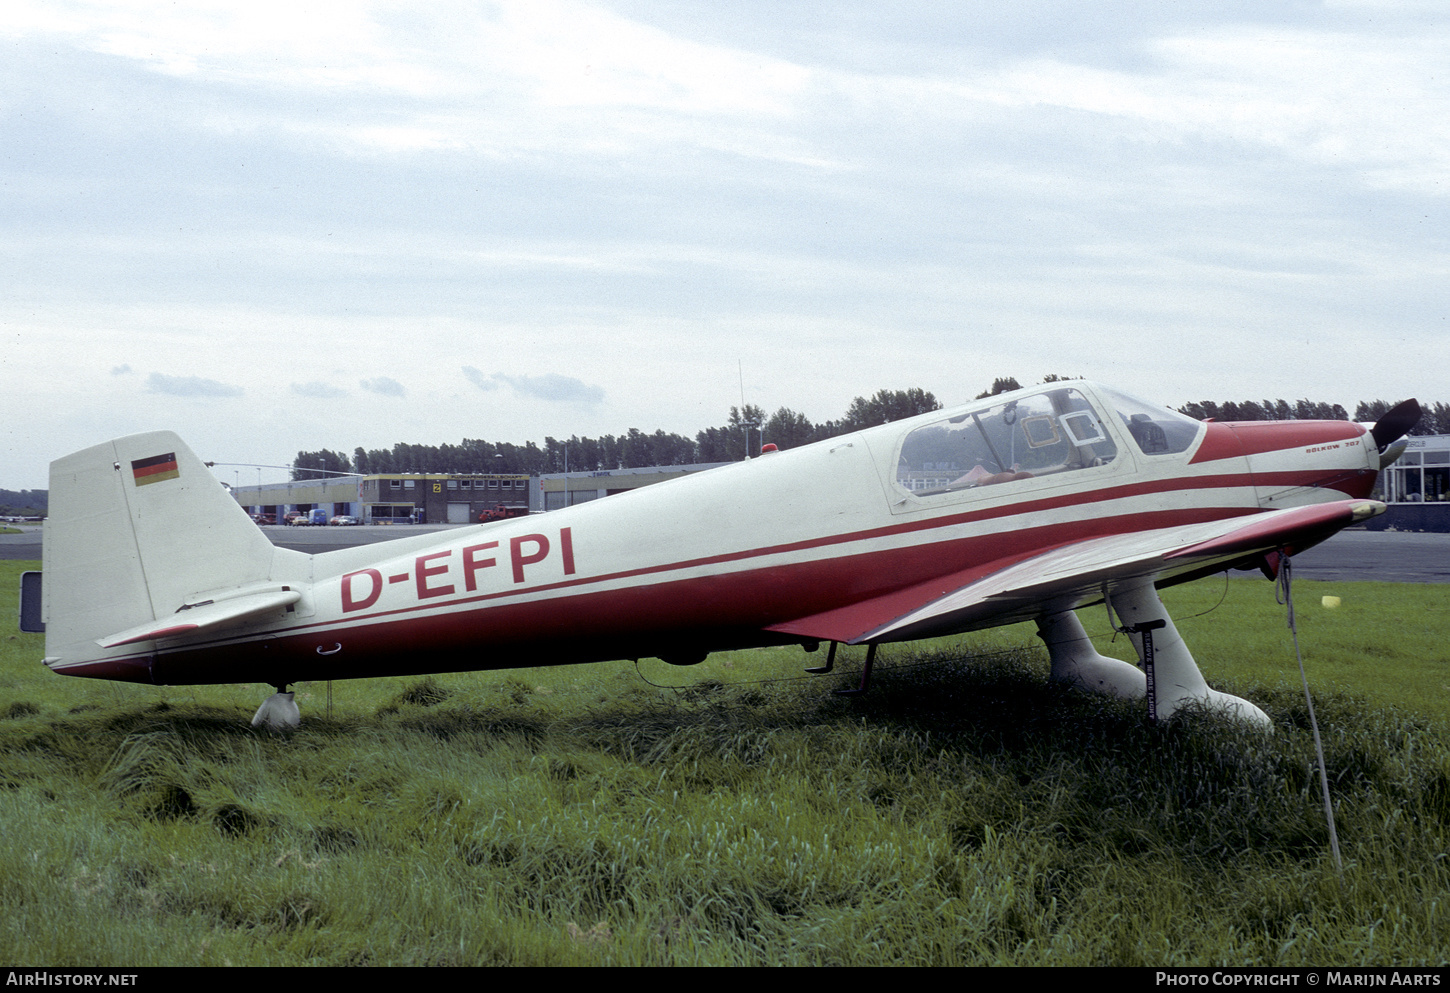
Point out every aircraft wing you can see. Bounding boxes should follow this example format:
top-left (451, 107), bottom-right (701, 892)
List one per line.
top-left (767, 498), bottom-right (1383, 646)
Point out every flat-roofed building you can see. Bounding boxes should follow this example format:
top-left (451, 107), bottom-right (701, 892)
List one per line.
top-left (360, 472), bottom-right (533, 523)
top-left (233, 472), bottom-right (535, 524)
top-left (1370, 434), bottom-right (1450, 531)
top-left (232, 461), bottom-right (739, 524)
top-left (538, 462), bottom-right (730, 511)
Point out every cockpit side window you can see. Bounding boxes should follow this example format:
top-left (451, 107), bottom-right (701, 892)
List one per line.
top-left (1094, 387), bottom-right (1203, 456)
top-left (895, 388), bottom-right (1118, 497)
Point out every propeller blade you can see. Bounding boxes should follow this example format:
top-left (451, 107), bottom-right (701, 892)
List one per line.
top-left (1369, 398), bottom-right (1422, 451)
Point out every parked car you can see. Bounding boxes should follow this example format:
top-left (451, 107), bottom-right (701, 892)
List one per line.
top-left (329, 515), bottom-right (361, 526)
top-left (251, 513), bottom-right (275, 525)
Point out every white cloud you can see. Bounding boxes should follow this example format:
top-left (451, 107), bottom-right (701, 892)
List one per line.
top-left (146, 372), bottom-right (244, 397)
top-left (360, 376), bottom-right (406, 397)
top-left (931, 26), bottom-right (1450, 196)
top-left (462, 366), bottom-right (500, 392)
top-left (4, 0), bottom-right (815, 162)
top-left (488, 371), bottom-right (606, 406)
top-left (291, 380), bottom-right (348, 398)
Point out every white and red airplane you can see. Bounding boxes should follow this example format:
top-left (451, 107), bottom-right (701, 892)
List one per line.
top-left (26, 382), bottom-right (1420, 729)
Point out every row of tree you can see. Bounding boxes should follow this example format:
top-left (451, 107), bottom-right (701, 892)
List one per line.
top-left (291, 378), bottom-right (1441, 479)
top-left (974, 378), bottom-right (1448, 431)
top-left (0, 488), bottom-right (47, 516)
top-left (1174, 398), bottom-right (1449, 433)
top-left (291, 386), bottom-right (944, 478)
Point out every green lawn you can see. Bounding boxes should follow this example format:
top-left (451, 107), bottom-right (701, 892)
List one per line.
top-left (3, 561), bottom-right (1446, 966)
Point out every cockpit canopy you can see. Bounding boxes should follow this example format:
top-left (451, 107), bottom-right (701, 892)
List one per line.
top-left (893, 384), bottom-right (1203, 498)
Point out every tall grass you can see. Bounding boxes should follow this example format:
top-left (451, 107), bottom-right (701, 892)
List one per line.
top-left (2, 562), bottom-right (1447, 965)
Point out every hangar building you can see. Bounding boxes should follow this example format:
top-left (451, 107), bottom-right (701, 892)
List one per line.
top-left (230, 461), bottom-right (732, 524)
top-left (536, 462), bottom-right (729, 511)
top-left (232, 472), bottom-right (533, 525)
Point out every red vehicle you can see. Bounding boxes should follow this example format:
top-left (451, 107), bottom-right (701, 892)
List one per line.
top-left (478, 503), bottom-right (527, 523)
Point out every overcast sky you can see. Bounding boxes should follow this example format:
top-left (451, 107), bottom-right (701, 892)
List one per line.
top-left (3, 1), bottom-right (1446, 490)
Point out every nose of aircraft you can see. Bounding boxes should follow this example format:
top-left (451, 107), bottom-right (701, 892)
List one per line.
top-left (1232, 410), bottom-right (1400, 510)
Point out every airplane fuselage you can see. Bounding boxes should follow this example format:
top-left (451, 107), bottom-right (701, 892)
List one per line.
top-left (41, 383), bottom-right (1382, 689)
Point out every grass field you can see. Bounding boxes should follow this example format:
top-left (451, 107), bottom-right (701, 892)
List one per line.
top-left (2, 560), bottom-right (1446, 966)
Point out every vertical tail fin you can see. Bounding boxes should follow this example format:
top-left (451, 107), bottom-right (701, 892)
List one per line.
top-left (42, 432), bottom-right (305, 678)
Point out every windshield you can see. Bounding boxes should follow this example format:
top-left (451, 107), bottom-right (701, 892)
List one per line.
top-left (1093, 386), bottom-right (1204, 456)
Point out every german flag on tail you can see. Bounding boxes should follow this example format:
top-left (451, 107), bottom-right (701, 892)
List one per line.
top-left (131, 453), bottom-right (179, 486)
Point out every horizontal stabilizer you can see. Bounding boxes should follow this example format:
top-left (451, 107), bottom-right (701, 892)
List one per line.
top-left (97, 589), bottom-right (302, 648)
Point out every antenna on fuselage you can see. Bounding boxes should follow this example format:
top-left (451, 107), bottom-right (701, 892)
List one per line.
top-left (737, 360), bottom-right (761, 457)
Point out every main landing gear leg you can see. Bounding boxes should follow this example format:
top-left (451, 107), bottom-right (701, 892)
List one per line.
top-left (835, 643), bottom-right (876, 696)
top-left (1037, 608), bottom-right (1146, 700)
top-left (252, 686), bottom-right (301, 730)
top-left (1110, 577), bottom-right (1271, 728)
